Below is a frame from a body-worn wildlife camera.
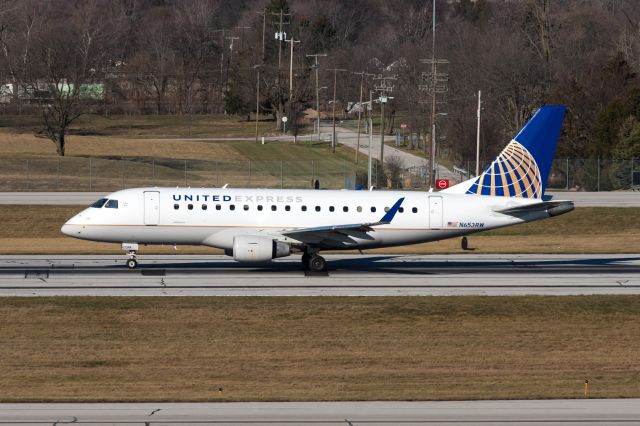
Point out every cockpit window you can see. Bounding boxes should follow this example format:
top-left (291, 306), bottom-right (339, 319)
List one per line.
top-left (90, 198), bottom-right (108, 208)
top-left (105, 199), bottom-right (119, 209)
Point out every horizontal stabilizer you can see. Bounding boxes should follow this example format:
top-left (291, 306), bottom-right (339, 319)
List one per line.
top-left (496, 200), bottom-right (574, 217)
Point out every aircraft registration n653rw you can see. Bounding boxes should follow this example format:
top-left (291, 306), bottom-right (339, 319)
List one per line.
top-left (62, 105), bottom-right (573, 272)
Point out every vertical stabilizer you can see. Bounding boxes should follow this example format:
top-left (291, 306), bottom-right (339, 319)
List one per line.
top-left (443, 105), bottom-right (566, 199)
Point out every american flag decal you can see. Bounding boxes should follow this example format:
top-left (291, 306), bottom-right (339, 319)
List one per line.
top-left (447, 221), bottom-right (459, 227)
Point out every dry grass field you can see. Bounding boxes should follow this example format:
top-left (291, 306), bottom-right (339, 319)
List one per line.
top-left (0, 206), bottom-right (636, 254)
top-left (0, 296), bottom-right (639, 402)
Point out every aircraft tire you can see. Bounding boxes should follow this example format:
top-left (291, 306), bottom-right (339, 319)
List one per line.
top-left (126, 258), bottom-right (138, 269)
top-left (461, 236), bottom-right (468, 250)
top-left (308, 255), bottom-right (326, 272)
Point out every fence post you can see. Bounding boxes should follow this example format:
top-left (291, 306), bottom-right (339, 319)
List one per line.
top-left (121, 159), bottom-right (125, 189)
top-left (566, 157), bottom-right (569, 190)
top-left (311, 160), bottom-right (315, 184)
top-left (248, 160), bottom-right (252, 187)
top-left (216, 160), bottom-right (219, 187)
top-left (25, 159), bottom-right (29, 191)
top-left (632, 158), bottom-right (635, 188)
top-left (56, 158), bottom-right (60, 190)
top-left (184, 160), bottom-right (187, 187)
top-left (89, 158), bottom-right (92, 191)
top-left (152, 159), bottom-right (155, 186)
top-left (597, 157), bottom-right (600, 192)
top-left (280, 160), bottom-right (283, 189)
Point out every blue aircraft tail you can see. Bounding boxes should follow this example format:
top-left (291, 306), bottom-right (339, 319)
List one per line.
top-left (461, 105), bottom-right (565, 199)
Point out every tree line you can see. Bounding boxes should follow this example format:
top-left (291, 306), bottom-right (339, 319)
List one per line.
top-left (0, 0), bottom-right (639, 163)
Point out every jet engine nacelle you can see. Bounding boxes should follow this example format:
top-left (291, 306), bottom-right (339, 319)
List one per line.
top-left (232, 235), bottom-right (291, 262)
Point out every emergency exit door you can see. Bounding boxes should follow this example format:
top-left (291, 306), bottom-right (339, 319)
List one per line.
top-left (429, 196), bottom-right (443, 229)
top-left (144, 191), bottom-right (160, 225)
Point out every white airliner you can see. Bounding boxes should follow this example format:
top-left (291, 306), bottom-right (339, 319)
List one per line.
top-left (62, 105), bottom-right (573, 271)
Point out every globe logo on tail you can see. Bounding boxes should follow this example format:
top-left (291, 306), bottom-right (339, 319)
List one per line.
top-left (466, 140), bottom-right (542, 198)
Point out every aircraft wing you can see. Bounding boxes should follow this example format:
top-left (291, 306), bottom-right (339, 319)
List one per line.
top-left (281, 197), bottom-right (405, 241)
top-left (495, 200), bottom-right (574, 217)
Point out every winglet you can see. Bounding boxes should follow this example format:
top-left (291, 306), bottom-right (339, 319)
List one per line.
top-left (379, 197), bottom-right (405, 224)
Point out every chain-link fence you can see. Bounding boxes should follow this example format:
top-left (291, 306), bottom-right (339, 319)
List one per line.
top-left (1, 157), bottom-right (637, 192)
top-left (0, 157), bottom-right (375, 191)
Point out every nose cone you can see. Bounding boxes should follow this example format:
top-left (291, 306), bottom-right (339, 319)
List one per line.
top-left (61, 223), bottom-right (73, 236)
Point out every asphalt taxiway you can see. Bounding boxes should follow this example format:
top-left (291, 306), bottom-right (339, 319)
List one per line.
top-left (1, 254), bottom-right (639, 296)
top-left (1, 400), bottom-right (639, 425)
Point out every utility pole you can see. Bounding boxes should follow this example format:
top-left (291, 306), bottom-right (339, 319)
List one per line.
top-left (419, 0), bottom-right (449, 188)
top-left (475, 90), bottom-right (481, 177)
top-left (257, 9), bottom-right (266, 62)
top-left (272, 9), bottom-right (291, 69)
top-left (254, 65), bottom-right (262, 143)
top-left (368, 90), bottom-right (373, 189)
top-left (374, 74), bottom-right (396, 168)
top-left (307, 53), bottom-right (327, 141)
top-left (212, 29), bottom-right (228, 95)
top-left (224, 36), bottom-right (239, 93)
top-left (329, 68), bottom-right (347, 153)
top-left (352, 71), bottom-right (374, 164)
top-left (285, 38), bottom-right (300, 99)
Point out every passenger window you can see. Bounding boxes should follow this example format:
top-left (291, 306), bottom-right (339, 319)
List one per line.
top-left (343, 206), bottom-right (348, 212)
top-left (188, 204), bottom-right (193, 210)
top-left (399, 207), bottom-right (404, 213)
top-left (301, 205), bottom-right (307, 211)
top-left (174, 204), bottom-right (179, 210)
top-left (285, 205), bottom-right (291, 211)
top-left (384, 207), bottom-right (390, 212)
top-left (216, 204), bottom-right (221, 210)
top-left (370, 206), bottom-right (376, 213)
top-left (90, 198), bottom-right (108, 208)
top-left (230, 205), bottom-right (235, 211)
top-left (329, 206), bottom-right (335, 212)
top-left (357, 206), bottom-right (362, 212)
top-left (315, 206), bottom-right (321, 212)
top-left (244, 205), bottom-right (249, 211)
top-left (271, 205), bottom-right (277, 211)
top-left (258, 205), bottom-right (263, 211)
top-left (105, 199), bottom-right (118, 209)
top-left (412, 207), bottom-right (418, 213)
top-left (202, 204), bottom-right (208, 210)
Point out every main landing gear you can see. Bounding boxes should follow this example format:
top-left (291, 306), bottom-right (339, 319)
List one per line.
top-left (302, 251), bottom-right (327, 272)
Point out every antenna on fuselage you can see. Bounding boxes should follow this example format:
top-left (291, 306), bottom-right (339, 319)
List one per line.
top-left (222, 184), bottom-right (229, 188)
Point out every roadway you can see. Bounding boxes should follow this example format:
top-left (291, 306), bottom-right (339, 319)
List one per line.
top-left (1, 254), bottom-right (639, 296)
top-left (1, 400), bottom-right (639, 425)
top-left (0, 190), bottom-right (637, 206)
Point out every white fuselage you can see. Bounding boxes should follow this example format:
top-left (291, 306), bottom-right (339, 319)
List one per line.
top-left (61, 187), bottom-right (548, 251)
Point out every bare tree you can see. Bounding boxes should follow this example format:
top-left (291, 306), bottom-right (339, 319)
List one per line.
top-left (1, 0), bottom-right (113, 156)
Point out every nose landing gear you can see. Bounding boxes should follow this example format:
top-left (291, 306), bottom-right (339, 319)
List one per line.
top-left (122, 243), bottom-right (140, 269)
top-left (126, 251), bottom-right (138, 269)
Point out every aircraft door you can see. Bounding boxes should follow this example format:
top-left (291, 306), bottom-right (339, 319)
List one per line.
top-left (429, 196), bottom-right (443, 229)
top-left (144, 191), bottom-right (160, 225)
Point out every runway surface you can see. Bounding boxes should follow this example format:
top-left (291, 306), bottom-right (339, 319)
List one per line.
top-left (1, 400), bottom-right (639, 425)
top-left (1, 254), bottom-right (639, 296)
top-left (0, 191), bottom-right (638, 206)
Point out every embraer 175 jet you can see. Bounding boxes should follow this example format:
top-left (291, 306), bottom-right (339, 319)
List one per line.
top-left (62, 105), bottom-right (573, 272)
